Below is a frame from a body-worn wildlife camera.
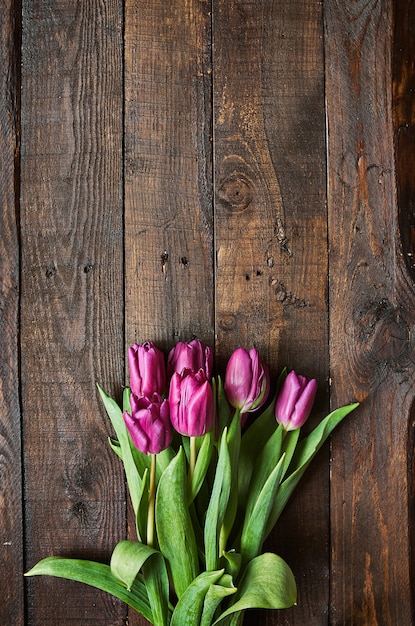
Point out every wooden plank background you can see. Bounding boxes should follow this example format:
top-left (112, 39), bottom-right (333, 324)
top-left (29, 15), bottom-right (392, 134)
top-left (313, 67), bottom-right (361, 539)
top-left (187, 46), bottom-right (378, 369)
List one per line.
top-left (1, 0), bottom-right (414, 624)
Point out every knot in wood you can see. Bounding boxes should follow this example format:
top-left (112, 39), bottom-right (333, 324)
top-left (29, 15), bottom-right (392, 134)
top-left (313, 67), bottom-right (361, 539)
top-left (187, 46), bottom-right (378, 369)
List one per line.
top-left (220, 314), bottom-right (236, 330)
top-left (218, 172), bottom-right (254, 211)
top-left (352, 298), bottom-right (410, 365)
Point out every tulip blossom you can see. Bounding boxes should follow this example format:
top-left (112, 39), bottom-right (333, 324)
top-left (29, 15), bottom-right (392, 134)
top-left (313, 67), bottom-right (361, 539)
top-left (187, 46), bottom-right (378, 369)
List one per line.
top-left (224, 347), bottom-right (270, 415)
top-left (275, 370), bottom-right (318, 431)
top-left (123, 393), bottom-right (172, 455)
top-left (167, 339), bottom-right (213, 379)
top-left (168, 368), bottom-right (214, 437)
top-left (128, 342), bottom-right (166, 398)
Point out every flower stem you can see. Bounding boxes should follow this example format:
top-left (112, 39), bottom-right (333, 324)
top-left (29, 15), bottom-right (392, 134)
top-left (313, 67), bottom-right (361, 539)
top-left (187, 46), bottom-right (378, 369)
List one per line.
top-left (189, 436), bottom-right (197, 481)
top-left (147, 453), bottom-right (157, 547)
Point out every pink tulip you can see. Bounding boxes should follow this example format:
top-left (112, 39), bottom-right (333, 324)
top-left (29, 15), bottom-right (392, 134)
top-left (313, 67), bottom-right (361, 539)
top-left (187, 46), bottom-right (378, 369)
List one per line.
top-left (128, 342), bottom-right (166, 398)
top-left (168, 368), bottom-right (214, 437)
top-left (167, 339), bottom-right (213, 379)
top-left (275, 370), bottom-right (318, 431)
top-left (224, 347), bottom-right (270, 414)
top-left (123, 393), bottom-right (172, 455)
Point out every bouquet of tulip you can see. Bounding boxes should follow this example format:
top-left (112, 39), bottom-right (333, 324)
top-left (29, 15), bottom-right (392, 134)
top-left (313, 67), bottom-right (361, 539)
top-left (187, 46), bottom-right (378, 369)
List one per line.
top-left (26, 340), bottom-right (358, 625)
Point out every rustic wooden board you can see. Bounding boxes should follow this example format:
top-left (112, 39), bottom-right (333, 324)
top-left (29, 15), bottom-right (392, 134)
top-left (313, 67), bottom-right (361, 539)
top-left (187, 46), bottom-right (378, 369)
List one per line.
top-left (0, 1), bottom-right (24, 624)
top-left (20, 1), bottom-right (126, 624)
top-left (1, 0), bottom-right (412, 624)
top-left (325, 0), bottom-right (415, 623)
top-left (213, 2), bottom-right (330, 624)
top-left (124, 1), bottom-right (214, 623)
top-left (124, 0), bottom-right (214, 353)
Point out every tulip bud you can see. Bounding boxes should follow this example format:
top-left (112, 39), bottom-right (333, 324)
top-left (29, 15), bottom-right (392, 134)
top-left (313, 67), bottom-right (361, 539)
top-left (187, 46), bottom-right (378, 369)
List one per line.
top-left (224, 347), bottom-right (270, 415)
top-left (123, 393), bottom-right (172, 455)
top-left (275, 370), bottom-right (318, 431)
top-left (167, 339), bottom-right (213, 379)
top-left (128, 342), bottom-right (166, 398)
top-left (168, 368), bottom-right (214, 437)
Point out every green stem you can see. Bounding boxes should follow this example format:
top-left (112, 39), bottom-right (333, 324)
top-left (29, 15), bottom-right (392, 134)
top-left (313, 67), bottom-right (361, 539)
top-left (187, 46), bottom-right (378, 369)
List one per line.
top-left (147, 453), bottom-right (157, 547)
top-left (189, 436), bottom-right (197, 481)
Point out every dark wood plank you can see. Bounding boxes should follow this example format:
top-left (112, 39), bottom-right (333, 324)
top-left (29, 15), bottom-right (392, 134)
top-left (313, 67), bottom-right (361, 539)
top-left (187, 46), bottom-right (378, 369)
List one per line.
top-left (0, 1), bottom-right (24, 624)
top-left (20, 1), bottom-right (125, 623)
top-left (393, 0), bottom-right (415, 279)
top-left (124, 1), bottom-right (213, 623)
top-left (124, 0), bottom-right (214, 353)
top-left (213, 1), bottom-right (329, 624)
top-left (325, 1), bottom-right (415, 623)
top-left (392, 2), bottom-right (415, 613)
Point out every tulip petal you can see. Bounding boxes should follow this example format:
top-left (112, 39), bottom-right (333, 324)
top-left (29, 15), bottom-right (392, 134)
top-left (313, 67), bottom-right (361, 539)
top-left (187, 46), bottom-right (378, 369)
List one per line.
top-left (291, 378), bottom-right (318, 429)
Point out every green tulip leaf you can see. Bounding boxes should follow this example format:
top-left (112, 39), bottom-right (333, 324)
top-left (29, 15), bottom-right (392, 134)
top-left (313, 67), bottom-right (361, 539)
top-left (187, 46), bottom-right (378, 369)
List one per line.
top-left (135, 468), bottom-right (149, 544)
top-left (200, 574), bottom-right (237, 626)
top-left (111, 540), bottom-right (169, 626)
top-left (220, 613), bottom-right (244, 626)
top-left (220, 412), bottom-right (242, 548)
top-left (213, 552), bottom-right (296, 624)
top-left (265, 402), bottom-right (360, 537)
top-left (122, 386), bottom-right (132, 411)
top-left (238, 396), bottom-right (277, 504)
top-left (219, 550), bottom-right (242, 579)
top-left (108, 436), bottom-right (122, 459)
top-left (240, 454), bottom-right (286, 563)
top-left (25, 556), bottom-right (153, 622)
top-left (155, 446), bottom-right (176, 478)
top-left (170, 569), bottom-right (225, 626)
top-left (244, 424), bottom-right (283, 522)
top-left (216, 375), bottom-right (233, 438)
top-left (156, 447), bottom-right (199, 598)
top-left (279, 427), bottom-right (300, 477)
top-left (188, 431), bottom-right (214, 504)
top-left (110, 539), bottom-right (160, 590)
top-left (204, 428), bottom-right (231, 571)
top-left (97, 384), bottom-right (142, 521)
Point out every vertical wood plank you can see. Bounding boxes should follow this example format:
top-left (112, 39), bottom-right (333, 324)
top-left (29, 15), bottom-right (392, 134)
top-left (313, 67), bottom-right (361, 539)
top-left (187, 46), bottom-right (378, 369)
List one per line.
top-left (124, 2), bottom-right (213, 623)
top-left (325, 0), bottom-right (415, 623)
top-left (392, 3), bottom-right (415, 614)
top-left (124, 0), bottom-right (214, 353)
top-left (0, 1), bottom-right (24, 624)
top-left (20, 1), bottom-right (125, 624)
top-left (213, 1), bottom-right (329, 624)
top-left (393, 0), bottom-right (415, 279)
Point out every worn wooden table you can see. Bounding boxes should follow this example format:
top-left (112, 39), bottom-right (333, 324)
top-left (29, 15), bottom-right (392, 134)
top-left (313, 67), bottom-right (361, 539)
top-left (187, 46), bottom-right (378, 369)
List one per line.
top-left (1, 1), bottom-right (414, 624)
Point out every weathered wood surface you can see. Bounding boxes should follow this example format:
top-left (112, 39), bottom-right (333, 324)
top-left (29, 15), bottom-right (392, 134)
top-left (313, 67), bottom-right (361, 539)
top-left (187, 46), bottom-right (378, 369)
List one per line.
top-left (326, 0), bottom-right (415, 624)
top-left (0, 0), bottom-right (413, 624)
top-left (0, 1), bottom-right (24, 624)
top-left (213, 3), bottom-right (330, 624)
top-left (20, 1), bottom-right (126, 624)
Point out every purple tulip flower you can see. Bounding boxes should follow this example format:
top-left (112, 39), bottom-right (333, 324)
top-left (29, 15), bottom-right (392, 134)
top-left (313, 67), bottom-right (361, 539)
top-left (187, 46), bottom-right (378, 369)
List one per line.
top-left (168, 368), bottom-right (214, 437)
top-left (167, 339), bottom-right (213, 379)
top-left (123, 393), bottom-right (172, 455)
top-left (128, 342), bottom-right (166, 398)
top-left (275, 370), bottom-right (318, 431)
top-left (224, 347), bottom-right (270, 415)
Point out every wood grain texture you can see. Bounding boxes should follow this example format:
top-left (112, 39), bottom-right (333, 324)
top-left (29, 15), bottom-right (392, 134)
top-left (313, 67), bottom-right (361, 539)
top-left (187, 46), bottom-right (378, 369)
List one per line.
top-left (20, 1), bottom-right (125, 624)
top-left (124, 2), bottom-right (213, 623)
top-left (393, 0), bottom-right (415, 279)
top-left (124, 0), bottom-right (214, 353)
top-left (213, 2), bottom-right (329, 624)
top-left (5, 0), bottom-right (413, 624)
top-left (0, 1), bottom-right (24, 624)
top-left (325, 0), bottom-right (415, 623)
top-left (392, 0), bottom-right (415, 619)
